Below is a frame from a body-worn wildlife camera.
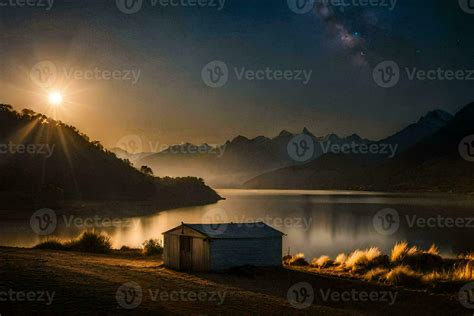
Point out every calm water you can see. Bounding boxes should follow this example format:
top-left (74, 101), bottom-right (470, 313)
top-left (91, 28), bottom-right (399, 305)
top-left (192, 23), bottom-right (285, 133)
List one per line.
top-left (1, 189), bottom-right (474, 259)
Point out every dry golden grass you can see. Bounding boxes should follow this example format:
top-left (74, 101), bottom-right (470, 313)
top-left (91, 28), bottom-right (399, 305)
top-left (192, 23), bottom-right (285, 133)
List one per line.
top-left (311, 255), bottom-right (332, 268)
top-left (292, 242), bottom-right (473, 287)
top-left (363, 267), bottom-right (389, 281)
top-left (287, 252), bottom-right (309, 266)
top-left (385, 265), bottom-right (422, 286)
top-left (334, 253), bottom-right (347, 266)
top-left (345, 247), bottom-right (381, 271)
top-left (390, 241), bottom-right (418, 263)
top-left (426, 244), bottom-right (439, 256)
top-left (459, 252), bottom-right (474, 261)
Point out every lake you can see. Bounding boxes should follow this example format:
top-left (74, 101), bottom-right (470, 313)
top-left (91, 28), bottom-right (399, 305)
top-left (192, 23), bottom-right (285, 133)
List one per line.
top-left (1, 189), bottom-right (474, 259)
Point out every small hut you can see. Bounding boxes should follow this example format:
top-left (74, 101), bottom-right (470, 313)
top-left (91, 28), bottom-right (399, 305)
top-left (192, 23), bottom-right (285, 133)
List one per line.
top-left (163, 222), bottom-right (284, 271)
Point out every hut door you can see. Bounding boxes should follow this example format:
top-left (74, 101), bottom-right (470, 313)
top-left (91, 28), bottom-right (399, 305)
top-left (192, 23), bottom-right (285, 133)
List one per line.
top-left (179, 236), bottom-right (192, 270)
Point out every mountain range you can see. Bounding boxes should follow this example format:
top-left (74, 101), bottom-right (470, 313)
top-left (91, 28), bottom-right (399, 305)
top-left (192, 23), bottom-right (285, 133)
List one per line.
top-left (114, 108), bottom-right (456, 189)
top-left (246, 104), bottom-right (474, 192)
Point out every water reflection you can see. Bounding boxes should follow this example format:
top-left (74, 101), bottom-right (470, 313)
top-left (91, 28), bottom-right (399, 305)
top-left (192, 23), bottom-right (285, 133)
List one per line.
top-left (1, 189), bottom-right (473, 259)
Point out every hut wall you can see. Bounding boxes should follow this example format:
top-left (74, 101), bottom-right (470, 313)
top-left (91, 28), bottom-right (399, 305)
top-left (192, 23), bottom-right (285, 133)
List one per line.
top-left (209, 237), bottom-right (282, 271)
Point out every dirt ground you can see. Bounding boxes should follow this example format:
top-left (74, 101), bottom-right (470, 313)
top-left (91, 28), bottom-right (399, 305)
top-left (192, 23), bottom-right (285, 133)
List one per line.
top-left (0, 247), bottom-right (469, 315)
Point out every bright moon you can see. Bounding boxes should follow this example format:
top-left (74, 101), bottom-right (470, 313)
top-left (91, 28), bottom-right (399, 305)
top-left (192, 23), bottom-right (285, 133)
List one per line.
top-left (48, 92), bottom-right (63, 106)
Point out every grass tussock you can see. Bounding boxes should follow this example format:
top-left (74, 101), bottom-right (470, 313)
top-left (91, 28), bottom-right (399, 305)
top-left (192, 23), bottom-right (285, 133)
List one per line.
top-left (345, 247), bottom-right (383, 271)
top-left (287, 241), bottom-right (474, 289)
top-left (35, 232), bottom-right (112, 254)
top-left (285, 253), bottom-right (309, 266)
top-left (311, 255), bottom-right (333, 268)
top-left (384, 265), bottom-right (422, 286)
top-left (334, 253), bottom-right (347, 266)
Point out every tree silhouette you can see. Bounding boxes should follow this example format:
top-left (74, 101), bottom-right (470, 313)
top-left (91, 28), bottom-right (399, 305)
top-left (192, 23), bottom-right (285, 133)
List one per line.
top-left (140, 165), bottom-right (154, 176)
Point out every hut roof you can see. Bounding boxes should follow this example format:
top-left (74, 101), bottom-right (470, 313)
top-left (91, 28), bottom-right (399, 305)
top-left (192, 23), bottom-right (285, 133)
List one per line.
top-left (164, 222), bottom-right (284, 239)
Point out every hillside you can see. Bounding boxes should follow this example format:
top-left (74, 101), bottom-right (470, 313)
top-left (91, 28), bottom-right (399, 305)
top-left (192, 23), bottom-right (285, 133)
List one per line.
top-left (0, 105), bottom-right (221, 209)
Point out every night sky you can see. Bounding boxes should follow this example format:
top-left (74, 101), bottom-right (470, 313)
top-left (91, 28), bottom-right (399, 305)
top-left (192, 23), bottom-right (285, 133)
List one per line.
top-left (0, 0), bottom-right (473, 148)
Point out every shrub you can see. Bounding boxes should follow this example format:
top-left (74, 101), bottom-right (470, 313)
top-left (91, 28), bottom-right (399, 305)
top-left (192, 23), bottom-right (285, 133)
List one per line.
top-left (142, 239), bottom-right (163, 256)
top-left (34, 232), bottom-right (112, 253)
top-left (34, 239), bottom-right (68, 251)
top-left (401, 252), bottom-right (443, 272)
top-left (69, 232), bottom-right (112, 253)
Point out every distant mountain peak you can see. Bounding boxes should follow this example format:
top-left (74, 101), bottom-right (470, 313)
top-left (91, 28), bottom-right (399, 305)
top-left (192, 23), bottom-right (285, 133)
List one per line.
top-left (345, 133), bottom-right (363, 142)
top-left (277, 130), bottom-right (293, 138)
top-left (419, 109), bottom-right (453, 124)
top-left (232, 135), bottom-right (250, 143)
top-left (302, 127), bottom-right (314, 136)
top-left (323, 133), bottom-right (340, 142)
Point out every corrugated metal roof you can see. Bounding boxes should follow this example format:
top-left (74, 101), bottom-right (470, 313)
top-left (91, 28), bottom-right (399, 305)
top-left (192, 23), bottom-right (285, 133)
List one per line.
top-left (182, 222), bottom-right (284, 239)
